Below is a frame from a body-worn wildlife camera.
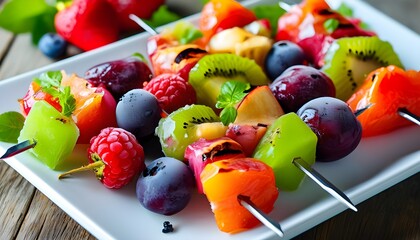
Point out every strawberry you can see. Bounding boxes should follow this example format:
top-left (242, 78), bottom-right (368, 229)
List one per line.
top-left (59, 127), bottom-right (145, 189)
top-left (144, 73), bottom-right (196, 114)
top-left (54, 0), bottom-right (120, 51)
top-left (107, 0), bottom-right (165, 32)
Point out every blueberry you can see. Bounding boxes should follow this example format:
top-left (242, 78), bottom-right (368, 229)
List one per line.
top-left (116, 89), bottom-right (161, 139)
top-left (38, 33), bottom-right (67, 59)
top-left (264, 40), bottom-right (307, 81)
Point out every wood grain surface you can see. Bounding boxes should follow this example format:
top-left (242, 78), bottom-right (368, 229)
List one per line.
top-left (0, 0), bottom-right (419, 239)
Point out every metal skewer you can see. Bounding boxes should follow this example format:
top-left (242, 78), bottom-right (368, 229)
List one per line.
top-left (129, 14), bottom-right (159, 35)
top-left (398, 108), bottom-right (420, 126)
top-left (0, 139), bottom-right (36, 160)
top-left (238, 195), bottom-right (284, 237)
top-left (293, 157), bottom-right (358, 212)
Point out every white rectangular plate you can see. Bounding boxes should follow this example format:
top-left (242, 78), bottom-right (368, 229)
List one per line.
top-left (1, 0), bottom-right (420, 239)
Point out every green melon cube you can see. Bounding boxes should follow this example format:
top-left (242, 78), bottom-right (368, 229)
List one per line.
top-left (253, 112), bottom-right (317, 191)
top-left (18, 100), bottom-right (79, 170)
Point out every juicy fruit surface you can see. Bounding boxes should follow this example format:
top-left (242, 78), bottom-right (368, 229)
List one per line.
top-left (253, 113), bottom-right (317, 191)
top-left (18, 100), bottom-right (79, 170)
top-left (61, 72), bottom-right (117, 144)
top-left (184, 137), bottom-right (245, 193)
top-left (199, 0), bottom-right (257, 44)
top-left (88, 127), bottom-right (145, 189)
top-left (116, 89), bottom-right (161, 139)
top-left (156, 104), bottom-right (224, 160)
top-left (54, 0), bottom-right (119, 51)
top-left (136, 157), bottom-right (194, 215)
top-left (269, 65), bottom-right (335, 113)
top-left (201, 158), bottom-right (278, 233)
top-left (189, 53), bottom-right (270, 108)
top-left (322, 36), bottom-right (404, 101)
top-left (347, 66), bottom-right (420, 137)
top-left (298, 97), bottom-right (362, 162)
top-left (85, 54), bottom-right (153, 100)
top-left (144, 73), bottom-right (196, 114)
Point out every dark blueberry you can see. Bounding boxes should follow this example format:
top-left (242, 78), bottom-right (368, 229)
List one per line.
top-left (264, 40), bottom-right (307, 81)
top-left (116, 89), bottom-right (161, 139)
top-left (38, 33), bottom-right (67, 59)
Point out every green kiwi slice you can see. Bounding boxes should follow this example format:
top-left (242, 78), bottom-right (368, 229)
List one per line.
top-left (322, 36), bottom-right (403, 100)
top-left (156, 104), bottom-right (227, 160)
top-left (189, 53), bottom-right (270, 108)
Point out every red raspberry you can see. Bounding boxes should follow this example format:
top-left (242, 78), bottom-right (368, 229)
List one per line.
top-left (144, 73), bottom-right (196, 114)
top-left (88, 127), bottom-right (145, 189)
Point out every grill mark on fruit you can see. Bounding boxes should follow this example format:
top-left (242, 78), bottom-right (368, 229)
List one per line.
top-left (174, 48), bottom-right (207, 64)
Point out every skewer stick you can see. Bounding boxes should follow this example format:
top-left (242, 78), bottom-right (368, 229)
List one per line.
top-left (293, 157), bottom-right (358, 212)
top-left (0, 139), bottom-right (36, 160)
top-left (398, 108), bottom-right (420, 126)
top-left (129, 14), bottom-right (158, 35)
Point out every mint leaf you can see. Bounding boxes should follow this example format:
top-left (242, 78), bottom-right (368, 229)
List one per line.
top-left (216, 81), bottom-right (250, 125)
top-left (0, 0), bottom-right (57, 44)
top-left (324, 18), bottom-right (340, 34)
top-left (144, 5), bottom-right (181, 29)
top-left (59, 86), bottom-right (76, 117)
top-left (0, 111), bottom-right (25, 143)
top-left (220, 106), bottom-right (237, 126)
top-left (34, 71), bottom-right (76, 117)
top-left (252, 4), bottom-right (286, 36)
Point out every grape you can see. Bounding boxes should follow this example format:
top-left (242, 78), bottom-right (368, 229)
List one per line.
top-left (264, 40), bottom-right (307, 81)
top-left (136, 157), bottom-right (195, 215)
top-left (85, 54), bottom-right (153, 100)
top-left (297, 97), bottom-right (362, 162)
top-left (116, 89), bottom-right (161, 139)
top-left (270, 65), bottom-right (335, 113)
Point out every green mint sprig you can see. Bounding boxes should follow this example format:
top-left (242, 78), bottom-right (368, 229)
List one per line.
top-left (34, 71), bottom-right (76, 117)
top-left (216, 81), bottom-right (250, 126)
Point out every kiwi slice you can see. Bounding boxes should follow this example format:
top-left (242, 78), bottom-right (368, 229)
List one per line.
top-left (155, 104), bottom-right (228, 160)
top-left (189, 53), bottom-right (270, 108)
top-left (322, 36), bottom-right (403, 101)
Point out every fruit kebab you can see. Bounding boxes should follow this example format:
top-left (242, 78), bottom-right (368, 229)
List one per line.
top-left (130, 13), bottom-right (284, 237)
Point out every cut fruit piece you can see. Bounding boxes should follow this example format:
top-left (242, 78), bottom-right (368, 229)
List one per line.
top-left (18, 100), bottom-right (79, 170)
top-left (253, 112), bottom-right (317, 191)
top-left (225, 124), bottom-right (267, 157)
top-left (189, 53), bottom-right (270, 109)
top-left (234, 85), bottom-right (284, 125)
top-left (156, 104), bottom-right (227, 160)
top-left (201, 158), bottom-right (278, 233)
top-left (321, 36), bottom-right (404, 100)
top-left (347, 65), bottom-right (420, 137)
top-left (184, 137), bottom-right (245, 193)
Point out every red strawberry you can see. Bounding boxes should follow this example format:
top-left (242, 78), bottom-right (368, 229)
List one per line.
top-left (54, 0), bottom-right (120, 51)
top-left (59, 127), bottom-right (145, 189)
top-left (107, 0), bottom-right (166, 32)
top-left (144, 73), bottom-right (196, 114)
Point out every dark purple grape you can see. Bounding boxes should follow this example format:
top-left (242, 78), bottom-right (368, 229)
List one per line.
top-left (270, 65), bottom-right (335, 113)
top-left (136, 157), bottom-right (195, 216)
top-left (264, 40), bottom-right (307, 81)
top-left (297, 97), bottom-right (362, 162)
top-left (85, 53), bottom-right (153, 100)
top-left (116, 89), bottom-right (161, 139)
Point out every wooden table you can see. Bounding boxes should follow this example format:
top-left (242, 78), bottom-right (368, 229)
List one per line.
top-left (0, 0), bottom-right (419, 239)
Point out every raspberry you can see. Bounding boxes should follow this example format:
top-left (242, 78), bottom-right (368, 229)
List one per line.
top-left (88, 127), bottom-right (145, 189)
top-left (144, 73), bottom-right (196, 114)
